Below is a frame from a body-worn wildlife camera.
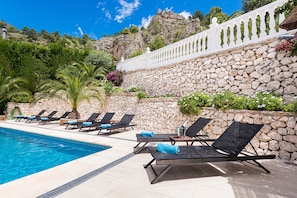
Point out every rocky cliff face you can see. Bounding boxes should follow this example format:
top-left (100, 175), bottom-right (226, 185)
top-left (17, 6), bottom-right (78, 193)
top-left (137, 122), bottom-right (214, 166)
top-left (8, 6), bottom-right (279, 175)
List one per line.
top-left (94, 9), bottom-right (201, 61)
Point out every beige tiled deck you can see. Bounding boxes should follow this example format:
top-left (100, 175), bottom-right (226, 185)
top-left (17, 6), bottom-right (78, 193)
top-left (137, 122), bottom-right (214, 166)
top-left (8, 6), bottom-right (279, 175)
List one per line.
top-left (0, 120), bottom-right (297, 198)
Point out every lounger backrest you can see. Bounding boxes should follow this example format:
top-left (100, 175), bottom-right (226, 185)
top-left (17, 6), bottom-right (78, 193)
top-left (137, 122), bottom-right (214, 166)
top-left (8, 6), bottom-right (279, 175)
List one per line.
top-left (86, 113), bottom-right (100, 122)
top-left (60, 111), bottom-right (71, 118)
top-left (185, 117), bottom-right (212, 138)
top-left (100, 112), bottom-right (115, 124)
top-left (37, 110), bottom-right (46, 116)
top-left (47, 111), bottom-right (58, 118)
top-left (212, 122), bottom-right (263, 157)
top-left (118, 114), bottom-right (135, 125)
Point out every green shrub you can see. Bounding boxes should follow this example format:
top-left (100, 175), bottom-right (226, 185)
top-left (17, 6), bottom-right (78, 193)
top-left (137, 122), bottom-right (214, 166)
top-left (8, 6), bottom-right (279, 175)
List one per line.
top-left (212, 91), bottom-right (246, 111)
top-left (128, 86), bottom-right (142, 92)
top-left (137, 91), bottom-right (149, 100)
top-left (112, 87), bottom-right (125, 93)
top-left (247, 91), bottom-right (283, 111)
top-left (283, 99), bottom-right (297, 113)
top-left (10, 93), bottom-right (34, 103)
top-left (103, 81), bottom-right (114, 95)
top-left (178, 92), bottom-right (212, 115)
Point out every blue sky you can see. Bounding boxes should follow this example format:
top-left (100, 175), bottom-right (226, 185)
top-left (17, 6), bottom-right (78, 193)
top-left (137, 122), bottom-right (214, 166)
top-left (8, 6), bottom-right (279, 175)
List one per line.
top-left (0, 0), bottom-right (242, 40)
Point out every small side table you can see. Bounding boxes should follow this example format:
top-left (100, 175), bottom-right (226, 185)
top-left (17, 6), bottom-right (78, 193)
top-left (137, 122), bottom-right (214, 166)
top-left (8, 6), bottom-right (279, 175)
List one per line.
top-left (169, 135), bottom-right (194, 146)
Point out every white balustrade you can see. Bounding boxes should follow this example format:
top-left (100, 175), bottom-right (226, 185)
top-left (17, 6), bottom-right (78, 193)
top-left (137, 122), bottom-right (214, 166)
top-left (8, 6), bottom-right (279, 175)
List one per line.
top-left (117, 0), bottom-right (291, 72)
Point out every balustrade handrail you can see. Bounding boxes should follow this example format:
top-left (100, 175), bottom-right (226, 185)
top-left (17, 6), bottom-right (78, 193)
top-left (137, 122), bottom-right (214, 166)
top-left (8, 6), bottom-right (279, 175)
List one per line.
top-left (117, 0), bottom-right (292, 72)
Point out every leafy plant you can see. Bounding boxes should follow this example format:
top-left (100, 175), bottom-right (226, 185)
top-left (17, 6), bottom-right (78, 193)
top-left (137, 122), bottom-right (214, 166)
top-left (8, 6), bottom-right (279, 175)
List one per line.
top-left (283, 99), bottom-right (297, 113)
top-left (128, 86), bottom-right (142, 92)
top-left (247, 91), bottom-right (283, 111)
top-left (212, 91), bottom-right (246, 111)
top-left (137, 91), bottom-right (149, 100)
top-left (178, 92), bottom-right (212, 115)
top-left (103, 81), bottom-right (114, 95)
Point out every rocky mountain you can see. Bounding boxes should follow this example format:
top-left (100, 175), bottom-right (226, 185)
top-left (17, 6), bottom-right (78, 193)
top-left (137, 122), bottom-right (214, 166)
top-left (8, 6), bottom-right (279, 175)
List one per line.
top-left (94, 9), bottom-right (201, 61)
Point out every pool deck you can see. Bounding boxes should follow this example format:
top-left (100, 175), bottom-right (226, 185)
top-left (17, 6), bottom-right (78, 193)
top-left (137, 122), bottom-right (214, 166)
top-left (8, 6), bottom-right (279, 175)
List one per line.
top-left (0, 120), bottom-right (297, 198)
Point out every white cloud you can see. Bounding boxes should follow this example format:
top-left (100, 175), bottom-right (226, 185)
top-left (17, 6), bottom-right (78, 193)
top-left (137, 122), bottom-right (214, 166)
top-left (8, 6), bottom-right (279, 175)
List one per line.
top-left (104, 10), bottom-right (112, 20)
top-left (96, 1), bottom-right (106, 9)
top-left (179, 11), bottom-right (191, 19)
top-left (77, 25), bottom-right (84, 36)
top-left (139, 15), bottom-right (152, 29)
top-left (115, 0), bottom-right (141, 23)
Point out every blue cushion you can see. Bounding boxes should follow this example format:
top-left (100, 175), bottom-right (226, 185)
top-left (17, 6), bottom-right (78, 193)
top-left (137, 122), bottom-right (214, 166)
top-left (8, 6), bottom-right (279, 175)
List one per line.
top-left (40, 117), bottom-right (49, 121)
top-left (27, 116), bottom-right (36, 120)
top-left (67, 120), bottom-right (77, 124)
top-left (140, 131), bottom-right (155, 137)
top-left (100, 124), bottom-right (112, 129)
top-left (157, 143), bottom-right (180, 155)
top-left (82, 122), bottom-right (92, 126)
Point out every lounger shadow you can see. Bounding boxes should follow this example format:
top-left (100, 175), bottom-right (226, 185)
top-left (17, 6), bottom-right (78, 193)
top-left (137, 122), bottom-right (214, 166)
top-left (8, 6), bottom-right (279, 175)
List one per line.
top-left (144, 121), bottom-right (276, 184)
top-left (134, 117), bottom-right (213, 153)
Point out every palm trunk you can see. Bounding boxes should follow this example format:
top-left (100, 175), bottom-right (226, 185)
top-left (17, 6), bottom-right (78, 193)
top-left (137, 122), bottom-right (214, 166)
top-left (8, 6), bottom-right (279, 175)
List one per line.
top-left (68, 109), bottom-right (81, 119)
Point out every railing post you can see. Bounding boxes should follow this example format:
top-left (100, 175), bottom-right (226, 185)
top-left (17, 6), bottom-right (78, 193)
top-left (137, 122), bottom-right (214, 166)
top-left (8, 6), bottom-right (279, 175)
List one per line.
top-left (145, 47), bottom-right (151, 68)
top-left (209, 17), bottom-right (219, 52)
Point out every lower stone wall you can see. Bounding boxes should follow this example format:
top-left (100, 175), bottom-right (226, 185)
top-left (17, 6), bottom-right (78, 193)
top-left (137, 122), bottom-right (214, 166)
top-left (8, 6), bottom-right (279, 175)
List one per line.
top-left (5, 95), bottom-right (297, 161)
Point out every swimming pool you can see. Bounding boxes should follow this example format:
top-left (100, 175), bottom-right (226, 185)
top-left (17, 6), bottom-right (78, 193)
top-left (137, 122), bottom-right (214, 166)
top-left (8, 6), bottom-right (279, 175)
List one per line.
top-left (0, 127), bottom-right (110, 185)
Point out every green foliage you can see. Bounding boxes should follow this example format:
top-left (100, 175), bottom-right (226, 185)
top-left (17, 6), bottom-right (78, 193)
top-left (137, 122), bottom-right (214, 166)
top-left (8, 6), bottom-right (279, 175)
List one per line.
top-left (129, 25), bottom-right (139, 34)
top-left (178, 92), bottom-right (212, 115)
top-left (242, 0), bottom-right (275, 13)
top-left (10, 93), bottom-right (34, 103)
top-left (149, 35), bottom-right (165, 51)
top-left (128, 86), bottom-right (142, 92)
top-left (283, 99), bottom-right (297, 113)
top-left (275, 0), bottom-right (297, 15)
top-left (84, 50), bottom-right (114, 70)
top-left (212, 91), bottom-right (246, 111)
top-left (129, 49), bottom-right (143, 58)
top-left (112, 87), bottom-right (125, 93)
top-left (137, 91), bottom-right (149, 100)
top-left (103, 81), bottom-right (114, 95)
top-left (247, 91), bottom-right (283, 111)
top-left (122, 28), bottom-right (131, 35)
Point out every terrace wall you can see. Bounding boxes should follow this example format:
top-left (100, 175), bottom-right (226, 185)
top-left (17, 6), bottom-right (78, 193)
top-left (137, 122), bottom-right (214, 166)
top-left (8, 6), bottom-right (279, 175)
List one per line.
top-left (5, 95), bottom-right (297, 161)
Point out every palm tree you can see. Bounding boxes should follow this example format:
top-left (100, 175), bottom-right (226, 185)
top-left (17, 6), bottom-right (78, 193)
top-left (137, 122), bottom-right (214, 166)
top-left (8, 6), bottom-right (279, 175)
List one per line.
top-left (0, 68), bottom-right (29, 104)
top-left (37, 62), bottom-right (107, 119)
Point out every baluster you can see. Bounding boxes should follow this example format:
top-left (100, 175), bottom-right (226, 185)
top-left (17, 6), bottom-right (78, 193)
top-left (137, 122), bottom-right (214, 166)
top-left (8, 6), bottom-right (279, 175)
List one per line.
top-left (251, 15), bottom-right (258, 40)
top-left (268, 9), bottom-right (276, 36)
top-left (259, 11), bottom-right (267, 38)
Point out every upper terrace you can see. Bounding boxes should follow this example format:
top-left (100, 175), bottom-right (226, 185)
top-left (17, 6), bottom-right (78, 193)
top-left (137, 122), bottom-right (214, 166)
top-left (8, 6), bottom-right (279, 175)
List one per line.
top-left (116, 0), bottom-right (294, 72)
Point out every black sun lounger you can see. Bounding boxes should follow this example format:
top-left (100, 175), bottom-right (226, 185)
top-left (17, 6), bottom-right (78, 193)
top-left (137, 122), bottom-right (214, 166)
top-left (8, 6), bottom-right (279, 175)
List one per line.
top-left (97, 114), bottom-right (135, 135)
top-left (134, 117), bottom-right (213, 153)
top-left (26, 110), bottom-right (58, 123)
top-left (78, 112), bottom-right (115, 131)
top-left (144, 121), bottom-right (276, 184)
top-left (15, 110), bottom-right (46, 121)
top-left (64, 113), bottom-right (100, 129)
top-left (39, 111), bottom-right (71, 124)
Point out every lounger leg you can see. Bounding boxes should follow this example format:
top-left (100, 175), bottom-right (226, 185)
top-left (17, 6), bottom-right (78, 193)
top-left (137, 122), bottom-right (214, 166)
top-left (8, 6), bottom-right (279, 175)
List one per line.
top-left (144, 159), bottom-right (155, 168)
top-left (245, 160), bottom-right (271, 173)
top-left (133, 142), bottom-right (148, 154)
top-left (150, 165), bottom-right (171, 184)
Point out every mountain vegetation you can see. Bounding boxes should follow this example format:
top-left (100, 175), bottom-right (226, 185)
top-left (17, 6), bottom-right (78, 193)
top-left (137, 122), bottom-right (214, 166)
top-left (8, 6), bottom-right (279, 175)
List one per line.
top-left (0, 0), bottom-right (276, 113)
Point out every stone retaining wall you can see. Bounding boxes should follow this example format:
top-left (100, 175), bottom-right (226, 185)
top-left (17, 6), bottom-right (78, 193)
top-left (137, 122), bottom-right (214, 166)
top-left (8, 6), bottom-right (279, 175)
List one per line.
top-left (4, 95), bottom-right (297, 161)
top-left (122, 38), bottom-right (297, 103)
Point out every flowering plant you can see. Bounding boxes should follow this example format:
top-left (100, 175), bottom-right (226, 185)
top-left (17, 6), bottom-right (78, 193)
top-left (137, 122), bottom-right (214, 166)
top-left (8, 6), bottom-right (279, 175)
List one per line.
top-left (276, 37), bottom-right (297, 56)
top-left (106, 70), bottom-right (123, 86)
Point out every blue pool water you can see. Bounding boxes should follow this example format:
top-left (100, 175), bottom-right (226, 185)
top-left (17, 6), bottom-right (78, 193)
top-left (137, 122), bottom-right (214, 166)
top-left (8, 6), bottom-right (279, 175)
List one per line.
top-left (0, 127), bottom-right (110, 184)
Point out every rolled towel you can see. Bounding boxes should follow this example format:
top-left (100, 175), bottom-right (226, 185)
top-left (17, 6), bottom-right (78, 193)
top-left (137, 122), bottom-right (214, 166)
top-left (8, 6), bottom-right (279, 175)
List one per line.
top-left (140, 131), bottom-right (155, 137)
top-left (16, 115), bottom-right (24, 118)
top-left (67, 120), bottom-right (77, 124)
top-left (157, 143), bottom-right (180, 155)
top-left (40, 117), bottom-right (49, 121)
top-left (27, 115), bottom-right (36, 120)
top-left (100, 124), bottom-right (112, 129)
top-left (82, 122), bottom-right (92, 126)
